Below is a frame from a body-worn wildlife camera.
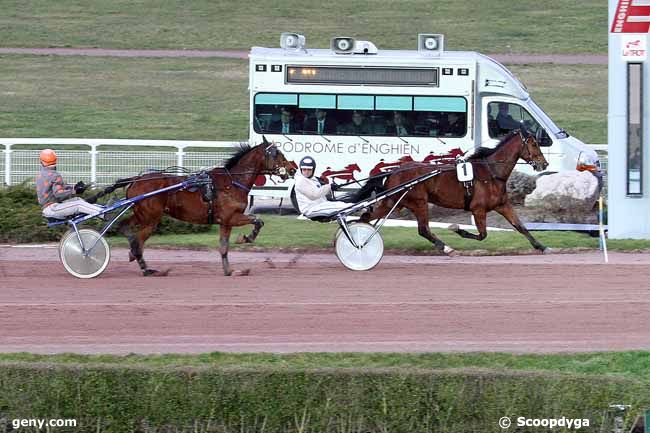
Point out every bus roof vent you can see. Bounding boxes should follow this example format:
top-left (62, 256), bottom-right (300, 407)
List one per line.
top-left (418, 34), bottom-right (444, 56)
top-left (331, 37), bottom-right (378, 55)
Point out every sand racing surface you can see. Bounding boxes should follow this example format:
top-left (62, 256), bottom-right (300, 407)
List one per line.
top-left (1, 246), bottom-right (649, 354)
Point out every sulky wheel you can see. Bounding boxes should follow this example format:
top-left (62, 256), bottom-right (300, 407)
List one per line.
top-left (335, 222), bottom-right (384, 271)
top-left (59, 228), bottom-right (111, 278)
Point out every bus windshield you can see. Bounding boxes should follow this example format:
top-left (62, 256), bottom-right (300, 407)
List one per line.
top-left (527, 99), bottom-right (568, 138)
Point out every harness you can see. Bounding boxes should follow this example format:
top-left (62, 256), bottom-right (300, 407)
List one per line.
top-left (203, 143), bottom-right (287, 224)
top-left (462, 131), bottom-right (537, 210)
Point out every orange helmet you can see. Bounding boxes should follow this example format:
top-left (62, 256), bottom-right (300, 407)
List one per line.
top-left (39, 149), bottom-right (57, 166)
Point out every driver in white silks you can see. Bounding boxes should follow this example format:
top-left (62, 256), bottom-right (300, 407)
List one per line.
top-left (294, 156), bottom-right (351, 219)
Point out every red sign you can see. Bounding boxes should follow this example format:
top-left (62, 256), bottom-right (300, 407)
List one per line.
top-left (611, 0), bottom-right (650, 33)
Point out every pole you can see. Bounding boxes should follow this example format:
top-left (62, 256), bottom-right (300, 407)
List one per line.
top-left (599, 195), bottom-right (609, 263)
top-left (90, 144), bottom-right (97, 185)
top-left (4, 144), bottom-right (11, 186)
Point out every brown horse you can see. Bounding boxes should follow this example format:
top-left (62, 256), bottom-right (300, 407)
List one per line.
top-left (360, 130), bottom-right (550, 255)
top-left (110, 138), bottom-right (296, 276)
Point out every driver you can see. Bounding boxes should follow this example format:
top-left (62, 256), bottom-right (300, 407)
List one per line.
top-left (294, 156), bottom-right (351, 218)
top-left (36, 149), bottom-right (105, 219)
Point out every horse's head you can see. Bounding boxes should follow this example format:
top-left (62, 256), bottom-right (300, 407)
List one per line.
top-left (260, 136), bottom-right (296, 180)
top-left (518, 129), bottom-right (548, 172)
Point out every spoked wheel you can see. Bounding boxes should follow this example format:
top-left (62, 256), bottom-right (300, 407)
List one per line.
top-left (335, 222), bottom-right (384, 271)
top-left (59, 228), bottom-right (111, 278)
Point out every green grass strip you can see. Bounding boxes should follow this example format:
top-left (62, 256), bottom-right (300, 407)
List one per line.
top-left (0, 356), bottom-right (646, 433)
top-left (0, 0), bottom-right (606, 54)
top-left (106, 215), bottom-right (650, 253)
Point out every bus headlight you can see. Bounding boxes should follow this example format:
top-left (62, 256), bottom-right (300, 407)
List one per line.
top-left (576, 151), bottom-right (600, 173)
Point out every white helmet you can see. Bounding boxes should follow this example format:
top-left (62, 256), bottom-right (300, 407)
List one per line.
top-left (299, 156), bottom-right (316, 177)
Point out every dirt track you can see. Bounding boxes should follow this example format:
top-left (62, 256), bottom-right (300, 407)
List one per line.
top-left (0, 246), bottom-right (648, 354)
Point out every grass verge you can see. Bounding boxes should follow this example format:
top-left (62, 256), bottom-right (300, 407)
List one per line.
top-left (105, 215), bottom-right (649, 253)
top-left (0, 0), bottom-right (606, 54)
top-left (0, 352), bottom-right (647, 433)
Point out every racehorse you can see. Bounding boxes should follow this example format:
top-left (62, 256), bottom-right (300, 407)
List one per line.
top-left (359, 130), bottom-right (550, 255)
top-left (107, 138), bottom-right (295, 276)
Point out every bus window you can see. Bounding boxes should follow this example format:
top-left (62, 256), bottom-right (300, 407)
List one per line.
top-left (298, 94), bottom-right (337, 135)
top-left (254, 93), bottom-right (299, 134)
top-left (413, 96), bottom-right (467, 138)
top-left (488, 101), bottom-right (543, 140)
top-left (253, 92), bottom-right (467, 137)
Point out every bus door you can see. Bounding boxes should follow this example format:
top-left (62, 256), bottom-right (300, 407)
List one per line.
top-left (482, 98), bottom-right (554, 174)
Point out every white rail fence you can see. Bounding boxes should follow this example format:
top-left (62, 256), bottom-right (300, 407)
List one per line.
top-left (1, 138), bottom-right (608, 187)
top-left (1, 139), bottom-right (241, 186)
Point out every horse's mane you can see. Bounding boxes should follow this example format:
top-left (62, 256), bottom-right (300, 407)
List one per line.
top-left (469, 130), bottom-right (519, 160)
top-left (224, 143), bottom-right (254, 169)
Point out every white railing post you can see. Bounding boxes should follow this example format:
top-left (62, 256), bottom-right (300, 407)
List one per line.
top-left (176, 144), bottom-right (185, 172)
top-left (4, 144), bottom-right (12, 186)
top-left (90, 144), bottom-right (98, 184)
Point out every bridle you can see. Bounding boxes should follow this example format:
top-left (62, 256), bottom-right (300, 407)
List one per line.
top-left (518, 130), bottom-right (545, 171)
top-left (483, 130), bottom-right (544, 181)
top-left (263, 143), bottom-right (289, 179)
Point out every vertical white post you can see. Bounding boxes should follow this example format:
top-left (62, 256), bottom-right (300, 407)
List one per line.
top-left (4, 144), bottom-right (11, 186)
top-left (176, 145), bottom-right (185, 173)
top-left (90, 144), bottom-right (98, 185)
top-left (599, 195), bottom-right (609, 263)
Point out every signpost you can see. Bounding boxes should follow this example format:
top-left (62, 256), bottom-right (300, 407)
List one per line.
top-left (608, 0), bottom-right (650, 239)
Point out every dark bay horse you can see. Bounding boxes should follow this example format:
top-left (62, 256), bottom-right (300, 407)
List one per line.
top-left (109, 139), bottom-right (296, 276)
top-left (360, 130), bottom-right (550, 255)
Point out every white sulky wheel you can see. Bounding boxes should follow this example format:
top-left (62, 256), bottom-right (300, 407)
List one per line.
top-left (335, 222), bottom-right (384, 271)
top-left (59, 228), bottom-right (111, 279)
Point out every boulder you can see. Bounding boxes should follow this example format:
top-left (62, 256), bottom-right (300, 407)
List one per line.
top-left (525, 171), bottom-right (600, 213)
top-left (507, 171), bottom-right (537, 205)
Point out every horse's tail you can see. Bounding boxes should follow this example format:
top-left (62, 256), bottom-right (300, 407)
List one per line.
top-left (346, 175), bottom-right (387, 203)
top-left (85, 176), bottom-right (138, 204)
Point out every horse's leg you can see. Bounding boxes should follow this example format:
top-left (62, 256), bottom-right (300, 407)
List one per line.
top-left (118, 214), bottom-right (166, 276)
top-left (411, 201), bottom-right (456, 256)
top-left (118, 216), bottom-right (140, 263)
top-left (218, 224), bottom-right (250, 276)
top-left (496, 202), bottom-right (549, 253)
top-left (448, 209), bottom-right (488, 241)
top-left (234, 214), bottom-right (264, 244)
top-left (135, 224), bottom-right (168, 276)
top-left (219, 224), bottom-right (234, 276)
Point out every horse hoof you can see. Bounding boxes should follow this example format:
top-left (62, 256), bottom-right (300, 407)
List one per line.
top-left (143, 269), bottom-right (170, 277)
top-left (542, 247), bottom-right (553, 255)
top-left (235, 234), bottom-right (248, 244)
top-left (128, 252), bottom-right (136, 262)
top-left (443, 245), bottom-right (458, 257)
top-left (447, 224), bottom-right (459, 232)
top-left (286, 254), bottom-right (302, 268)
top-left (233, 269), bottom-right (251, 276)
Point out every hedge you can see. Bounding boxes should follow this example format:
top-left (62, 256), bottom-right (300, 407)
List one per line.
top-left (0, 183), bottom-right (210, 243)
top-left (0, 364), bottom-right (646, 433)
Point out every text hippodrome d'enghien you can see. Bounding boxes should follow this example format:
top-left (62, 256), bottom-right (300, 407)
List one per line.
top-left (278, 141), bottom-right (420, 156)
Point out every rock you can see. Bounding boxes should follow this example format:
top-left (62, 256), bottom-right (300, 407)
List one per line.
top-left (525, 171), bottom-right (600, 213)
top-left (507, 171), bottom-right (537, 205)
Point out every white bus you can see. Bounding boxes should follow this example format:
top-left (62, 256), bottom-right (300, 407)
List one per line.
top-left (248, 33), bottom-right (600, 201)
